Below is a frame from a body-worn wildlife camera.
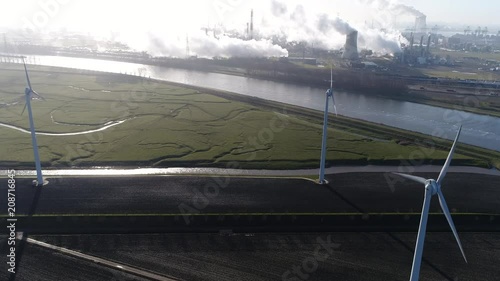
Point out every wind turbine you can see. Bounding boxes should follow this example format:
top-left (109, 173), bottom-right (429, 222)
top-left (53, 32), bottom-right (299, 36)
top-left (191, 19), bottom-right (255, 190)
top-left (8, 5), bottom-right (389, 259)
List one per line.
top-left (21, 57), bottom-right (48, 186)
top-left (318, 66), bottom-right (337, 184)
top-left (394, 125), bottom-right (466, 281)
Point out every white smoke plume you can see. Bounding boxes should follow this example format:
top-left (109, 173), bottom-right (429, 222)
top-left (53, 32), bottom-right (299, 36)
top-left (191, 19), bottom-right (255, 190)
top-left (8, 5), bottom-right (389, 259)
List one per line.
top-left (361, 0), bottom-right (425, 17)
top-left (393, 4), bottom-right (424, 17)
top-left (271, 0), bottom-right (288, 17)
top-left (124, 30), bottom-right (288, 59)
top-left (114, 0), bottom-right (406, 57)
top-left (317, 15), bottom-right (356, 35)
top-left (256, 1), bottom-right (404, 54)
top-left (190, 34), bottom-right (288, 58)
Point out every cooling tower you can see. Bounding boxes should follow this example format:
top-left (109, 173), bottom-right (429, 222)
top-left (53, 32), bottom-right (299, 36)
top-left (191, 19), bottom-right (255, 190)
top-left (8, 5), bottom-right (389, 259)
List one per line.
top-left (415, 15), bottom-right (427, 32)
top-left (342, 30), bottom-right (359, 60)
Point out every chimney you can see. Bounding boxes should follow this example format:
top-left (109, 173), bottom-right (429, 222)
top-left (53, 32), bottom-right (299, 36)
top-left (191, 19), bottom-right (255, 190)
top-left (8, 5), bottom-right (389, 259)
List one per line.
top-left (426, 34), bottom-right (431, 54)
top-left (410, 32), bottom-right (414, 50)
top-left (419, 35), bottom-right (424, 56)
top-left (250, 9), bottom-right (254, 40)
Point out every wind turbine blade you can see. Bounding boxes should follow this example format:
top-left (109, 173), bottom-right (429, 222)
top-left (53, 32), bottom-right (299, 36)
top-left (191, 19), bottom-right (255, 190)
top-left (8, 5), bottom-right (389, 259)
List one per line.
top-left (392, 172), bottom-right (427, 185)
top-left (330, 66), bottom-right (333, 89)
top-left (437, 190), bottom-right (467, 263)
top-left (437, 125), bottom-right (462, 185)
top-left (22, 58), bottom-right (33, 90)
top-left (31, 90), bottom-right (45, 100)
top-left (21, 102), bottom-right (27, 116)
top-left (409, 188), bottom-right (432, 281)
top-left (328, 66), bottom-right (337, 116)
top-left (331, 91), bottom-right (337, 116)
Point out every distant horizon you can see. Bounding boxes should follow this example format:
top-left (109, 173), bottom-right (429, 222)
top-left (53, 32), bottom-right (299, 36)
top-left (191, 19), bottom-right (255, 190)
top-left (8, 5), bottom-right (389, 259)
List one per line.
top-left (1, 1), bottom-right (498, 32)
top-left (0, 0), bottom-right (498, 58)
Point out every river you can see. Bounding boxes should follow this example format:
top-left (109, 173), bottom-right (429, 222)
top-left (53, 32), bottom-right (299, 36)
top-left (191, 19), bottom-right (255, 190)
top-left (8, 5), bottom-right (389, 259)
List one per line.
top-left (5, 55), bottom-right (500, 151)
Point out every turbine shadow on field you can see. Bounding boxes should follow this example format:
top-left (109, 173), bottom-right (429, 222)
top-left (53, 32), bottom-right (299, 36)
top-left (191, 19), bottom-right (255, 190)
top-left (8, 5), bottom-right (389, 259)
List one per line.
top-left (387, 233), bottom-right (455, 281)
top-left (9, 185), bottom-right (44, 281)
top-left (323, 174), bottom-right (459, 280)
top-left (323, 179), bottom-right (365, 213)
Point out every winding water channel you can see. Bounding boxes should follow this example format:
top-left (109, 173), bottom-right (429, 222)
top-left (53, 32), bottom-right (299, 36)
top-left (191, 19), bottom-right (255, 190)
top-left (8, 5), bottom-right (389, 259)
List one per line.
top-left (0, 120), bottom-right (128, 136)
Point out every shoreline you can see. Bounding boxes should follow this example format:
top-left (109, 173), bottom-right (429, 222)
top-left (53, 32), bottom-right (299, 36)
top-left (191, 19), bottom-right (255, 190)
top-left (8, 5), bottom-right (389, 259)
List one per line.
top-left (6, 52), bottom-right (500, 118)
top-left (1, 65), bottom-right (499, 170)
top-left (1, 165), bottom-right (499, 177)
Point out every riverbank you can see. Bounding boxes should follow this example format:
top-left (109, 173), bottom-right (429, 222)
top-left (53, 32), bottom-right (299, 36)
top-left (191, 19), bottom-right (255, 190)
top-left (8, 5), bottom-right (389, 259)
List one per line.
top-left (213, 67), bottom-right (500, 119)
top-left (0, 65), bottom-right (498, 170)
top-left (4, 165), bottom-right (499, 178)
top-left (180, 81), bottom-right (500, 169)
top-left (404, 85), bottom-right (500, 118)
top-left (12, 51), bottom-right (500, 118)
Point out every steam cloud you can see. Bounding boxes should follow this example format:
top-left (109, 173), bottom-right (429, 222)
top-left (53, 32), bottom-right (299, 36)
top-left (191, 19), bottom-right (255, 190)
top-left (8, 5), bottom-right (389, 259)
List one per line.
top-left (121, 0), bottom-right (408, 58)
top-left (117, 25), bottom-right (289, 59)
top-left (127, 30), bottom-right (288, 59)
top-left (393, 4), bottom-right (424, 17)
top-left (362, 0), bottom-right (425, 17)
top-left (257, 1), bottom-right (404, 54)
top-left (317, 15), bottom-right (356, 35)
top-left (271, 0), bottom-right (288, 17)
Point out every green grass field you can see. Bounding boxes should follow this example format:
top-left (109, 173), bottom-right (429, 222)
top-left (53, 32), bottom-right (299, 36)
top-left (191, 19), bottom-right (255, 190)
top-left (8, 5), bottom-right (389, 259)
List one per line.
top-left (420, 67), bottom-right (499, 81)
top-left (0, 64), bottom-right (496, 169)
top-left (424, 49), bottom-right (500, 80)
top-left (433, 49), bottom-right (500, 62)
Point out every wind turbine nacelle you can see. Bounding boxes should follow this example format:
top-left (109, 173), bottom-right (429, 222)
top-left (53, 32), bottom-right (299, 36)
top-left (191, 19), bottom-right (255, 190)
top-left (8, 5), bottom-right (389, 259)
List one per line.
top-left (425, 179), bottom-right (439, 195)
top-left (326, 89), bottom-right (333, 98)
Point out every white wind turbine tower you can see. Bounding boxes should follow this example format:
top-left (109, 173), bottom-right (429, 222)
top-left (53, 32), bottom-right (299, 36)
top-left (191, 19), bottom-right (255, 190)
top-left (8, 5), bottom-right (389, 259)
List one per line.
top-left (318, 66), bottom-right (337, 184)
top-left (21, 57), bottom-right (48, 186)
top-left (394, 125), bottom-right (467, 281)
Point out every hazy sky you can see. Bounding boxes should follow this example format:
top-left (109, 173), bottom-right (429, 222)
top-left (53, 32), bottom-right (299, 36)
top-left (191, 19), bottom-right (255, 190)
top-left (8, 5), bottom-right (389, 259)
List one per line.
top-left (0, 0), bottom-right (498, 34)
top-left (399, 0), bottom-right (499, 25)
top-left (0, 0), bottom-right (498, 58)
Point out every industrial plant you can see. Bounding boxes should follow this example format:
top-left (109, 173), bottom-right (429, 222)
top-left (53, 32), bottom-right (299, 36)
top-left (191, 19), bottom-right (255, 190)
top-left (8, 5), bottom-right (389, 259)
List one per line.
top-left (1, 1), bottom-right (499, 281)
top-left (3, 4), bottom-right (500, 67)
top-left (1, 2), bottom-right (499, 98)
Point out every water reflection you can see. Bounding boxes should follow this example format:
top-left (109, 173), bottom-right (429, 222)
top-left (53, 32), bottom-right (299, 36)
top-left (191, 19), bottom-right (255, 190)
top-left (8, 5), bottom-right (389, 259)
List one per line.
top-left (1, 165), bottom-right (498, 177)
top-left (5, 55), bottom-right (500, 151)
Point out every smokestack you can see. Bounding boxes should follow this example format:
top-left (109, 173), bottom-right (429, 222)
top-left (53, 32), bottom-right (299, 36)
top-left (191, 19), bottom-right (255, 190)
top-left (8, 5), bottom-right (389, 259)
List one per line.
top-left (410, 32), bottom-right (414, 50)
top-left (419, 35), bottom-right (424, 56)
top-left (426, 34), bottom-right (431, 54)
top-left (415, 15), bottom-right (426, 32)
top-left (250, 9), bottom-right (254, 40)
top-left (342, 30), bottom-right (359, 60)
